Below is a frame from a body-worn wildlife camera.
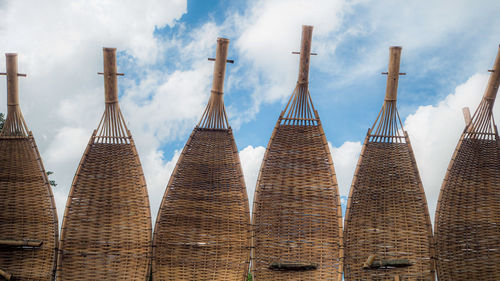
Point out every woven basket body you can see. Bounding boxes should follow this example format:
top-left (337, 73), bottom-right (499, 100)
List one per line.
top-left (152, 38), bottom-right (251, 281)
top-left (57, 49), bottom-right (152, 280)
top-left (251, 121), bottom-right (343, 281)
top-left (344, 47), bottom-right (434, 281)
top-left (0, 135), bottom-right (59, 281)
top-left (0, 53), bottom-right (58, 281)
top-left (153, 128), bottom-right (250, 280)
top-left (435, 47), bottom-right (500, 280)
top-left (343, 137), bottom-right (435, 280)
top-left (435, 136), bottom-right (500, 280)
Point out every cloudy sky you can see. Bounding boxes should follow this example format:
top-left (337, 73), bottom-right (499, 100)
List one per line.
top-left (1, 0), bottom-right (499, 226)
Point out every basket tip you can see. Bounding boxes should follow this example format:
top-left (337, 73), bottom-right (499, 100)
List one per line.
top-left (390, 46), bottom-right (403, 50)
top-left (5, 53), bottom-right (17, 57)
top-left (217, 37), bottom-right (230, 43)
top-left (103, 47), bottom-right (117, 52)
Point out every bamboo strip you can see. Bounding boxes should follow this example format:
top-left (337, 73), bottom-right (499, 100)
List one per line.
top-left (0, 239), bottom-right (43, 247)
top-left (0, 268), bottom-right (12, 281)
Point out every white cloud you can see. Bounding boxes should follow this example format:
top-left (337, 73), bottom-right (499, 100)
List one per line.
top-left (405, 73), bottom-right (498, 221)
top-left (239, 145), bottom-right (266, 212)
top-left (330, 141), bottom-right (362, 197)
top-left (143, 149), bottom-right (181, 225)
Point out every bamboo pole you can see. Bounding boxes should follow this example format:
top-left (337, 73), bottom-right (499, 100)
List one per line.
top-left (298, 25), bottom-right (313, 84)
top-left (103, 48), bottom-right (119, 104)
top-left (385, 46), bottom-right (402, 101)
top-left (5, 54), bottom-right (20, 115)
top-left (212, 38), bottom-right (229, 94)
top-left (484, 45), bottom-right (500, 101)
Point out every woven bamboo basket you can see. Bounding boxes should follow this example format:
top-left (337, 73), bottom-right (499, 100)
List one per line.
top-left (152, 38), bottom-right (251, 281)
top-left (0, 53), bottom-right (58, 281)
top-left (56, 48), bottom-right (152, 280)
top-left (434, 45), bottom-right (500, 280)
top-left (343, 47), bottom-right (435, 281)
top-left (251, 26), bottom-right (343, 281)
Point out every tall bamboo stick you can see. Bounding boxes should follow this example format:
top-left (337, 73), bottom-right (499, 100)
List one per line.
top-left (212, 38), bottom-right (229, 94)
top-left (484, 45), bottom-right (500, 101)
top-left (298, 25), bottom-right (313, 84)
top-left (103, 48), bottom-right (119, 104)
top-left (384, 46), bottom-right (402, 101)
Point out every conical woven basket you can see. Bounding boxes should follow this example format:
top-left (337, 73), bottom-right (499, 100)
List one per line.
top-left (251, 26), bottom-right (343, 281)
top-left (0, 54), bottom-right (58, 281)
top-left (152, 38), bottom-right (251, 281)
top-left (56, 48), bottom-right (152, 280)
top-left (434, 45), bottom-right (500, 281)
top-left (343, 47), bottom-right (435, 281)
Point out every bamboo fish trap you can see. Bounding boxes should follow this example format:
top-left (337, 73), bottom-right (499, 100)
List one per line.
top-left (343, 47), bottom-right (435, 281)
top-left (56, 48), bottom-right (152, 280)
top-left (0, 54), bottom-right (58, 281)
top-left (152, 38), bottom-right (251, 281)
top-left (251, 25), bottom-right (343, 281)
top-left (434, 45), bottom-right (500, 280)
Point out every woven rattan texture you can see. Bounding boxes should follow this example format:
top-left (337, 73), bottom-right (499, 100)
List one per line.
top-left (57, 141), bottom-right (151, 280)
top-left (252, 124), bottom-right (343, 281)
top-left (0, 136), bottom-right (58, 281)
top-left (153, 128), bottom-right (251, 281)
top-left (435, 137), bottom-right (500, 280)
top-left (344, 141), bottom-right (435, 281)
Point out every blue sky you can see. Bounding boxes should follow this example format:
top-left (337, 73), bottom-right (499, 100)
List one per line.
top-left (1, 0), bottom-right (499, 223)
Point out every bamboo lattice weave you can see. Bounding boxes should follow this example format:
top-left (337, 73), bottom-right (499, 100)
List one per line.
top-left (0, 53), bottom-right (58, 281)
top-left (152, 38), bottom-right (251, 281)
top-left (0, 136), bottom-right (59, 281)
top-left (251, 26), bottom-right (343, 281)
top-left (434, 46), bottom-right (500, 281)
top-left (343, 140), bottom-right (435, 280)
top-left (435, 138), bottom-right (500, 280)
top-left (57, 48), bottom-right (151, 280)
top-left (344, 47), bottom-right (435, 281)
top-left (153, 128), bottom-right (250, 280)
top-left (251, 123), bottom-right (343, 281)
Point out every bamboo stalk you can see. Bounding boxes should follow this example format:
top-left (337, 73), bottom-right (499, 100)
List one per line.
top-left (0, 239), bottom-right (43, 247)
top-left (103, 48), bottom-right (119, 104)
top-left (5, 54), bottom-right (19, 110)
top-left (212, 38), bottom-right (229, 94)
top-left (298, 25), bottom-right (313, 84)
top-left (484, 45), bottom-right (500, 101)
top-left (385, 46), bottom-right (402, 101)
